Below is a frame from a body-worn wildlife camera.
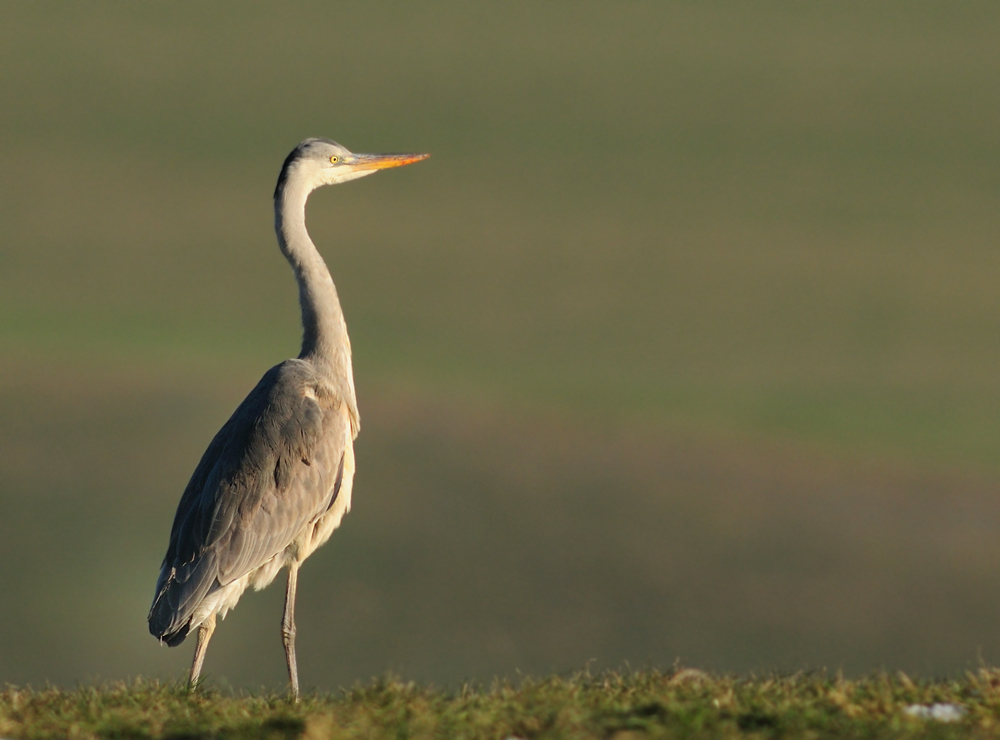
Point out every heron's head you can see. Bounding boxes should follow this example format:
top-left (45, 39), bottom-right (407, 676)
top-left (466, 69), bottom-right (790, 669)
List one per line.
top-left (275, 138), bottom-right (429, 197)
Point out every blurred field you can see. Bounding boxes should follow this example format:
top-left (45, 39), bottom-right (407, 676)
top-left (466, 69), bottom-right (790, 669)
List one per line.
top-left (2, 2), bottom-right (1000, 689)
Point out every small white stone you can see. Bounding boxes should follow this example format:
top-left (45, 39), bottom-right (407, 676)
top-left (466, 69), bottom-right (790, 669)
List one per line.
top-left (903, 703), bottom-right (966, 722)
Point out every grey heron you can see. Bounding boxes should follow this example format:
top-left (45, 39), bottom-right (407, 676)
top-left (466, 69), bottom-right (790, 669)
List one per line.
top-left (148, 138), bottom-right (429, 700)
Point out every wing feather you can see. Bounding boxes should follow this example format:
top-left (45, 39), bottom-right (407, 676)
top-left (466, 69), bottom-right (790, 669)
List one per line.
top-left (148, 359), bottom-right (349, 643)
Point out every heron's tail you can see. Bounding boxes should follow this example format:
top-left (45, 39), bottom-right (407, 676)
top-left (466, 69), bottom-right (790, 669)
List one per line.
top-left (148, 573), bottom-right (193, 646)
top-left (148, 561), bottom-right (213, 647)
top-left (149, 610), bottom-right (190, 647)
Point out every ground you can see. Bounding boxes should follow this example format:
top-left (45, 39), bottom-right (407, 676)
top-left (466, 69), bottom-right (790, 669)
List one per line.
top-left (4, 669), bottom-right (1000, 739)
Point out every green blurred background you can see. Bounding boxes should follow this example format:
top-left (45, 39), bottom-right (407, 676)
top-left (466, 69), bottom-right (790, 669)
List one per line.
top-left (2, 2), bottom-right (1000, 690)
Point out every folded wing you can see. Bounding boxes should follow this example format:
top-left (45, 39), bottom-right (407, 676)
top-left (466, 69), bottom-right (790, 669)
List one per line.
top-left (148, 359), bottom-right (348, 645)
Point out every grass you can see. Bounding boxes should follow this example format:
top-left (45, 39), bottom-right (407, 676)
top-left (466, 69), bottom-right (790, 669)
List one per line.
top-left (5, 669), bottom-right (1000, 739)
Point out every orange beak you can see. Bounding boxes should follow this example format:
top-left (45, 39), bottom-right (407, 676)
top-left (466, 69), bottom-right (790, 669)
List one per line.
top-left (348, 152), bottom-right (430, 171)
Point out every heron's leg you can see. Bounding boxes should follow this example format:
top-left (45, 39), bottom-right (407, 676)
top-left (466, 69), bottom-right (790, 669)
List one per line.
top-left (282, 562), bottom-right (301, 701)
top-left (189, 613), bottom-right (216, 689)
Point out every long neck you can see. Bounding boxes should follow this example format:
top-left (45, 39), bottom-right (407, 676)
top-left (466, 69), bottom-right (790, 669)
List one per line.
top-left (274, 177), bottom-right (357, 401)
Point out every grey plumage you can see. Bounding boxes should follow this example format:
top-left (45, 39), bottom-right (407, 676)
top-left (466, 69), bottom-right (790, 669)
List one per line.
top-left (148, 360), bottom-right (347, 644)
top-left (148, 138), bottom-right (428, 699)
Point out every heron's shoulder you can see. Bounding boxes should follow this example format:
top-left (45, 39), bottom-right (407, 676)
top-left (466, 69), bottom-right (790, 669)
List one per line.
top-left (234, 359), bottom-right (357, 441)
top-left (259, 358), bottom-right (314, 386)
top-left (263, 359), bottom-right (347, 407)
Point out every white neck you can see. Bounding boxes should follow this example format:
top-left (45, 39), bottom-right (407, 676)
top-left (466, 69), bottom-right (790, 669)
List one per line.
top-left (274, 176), bottom-right (358, 411)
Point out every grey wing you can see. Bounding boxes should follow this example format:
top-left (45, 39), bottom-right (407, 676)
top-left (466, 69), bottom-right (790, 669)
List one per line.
top-left (148, 359), bottom-right (349, 645)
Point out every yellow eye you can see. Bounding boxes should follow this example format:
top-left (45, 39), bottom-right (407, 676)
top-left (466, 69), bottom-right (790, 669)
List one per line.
top-left (330, 155), bottom-right (340, 164)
